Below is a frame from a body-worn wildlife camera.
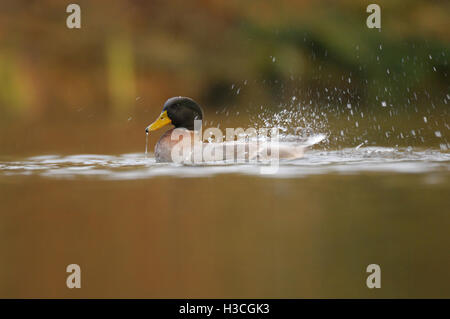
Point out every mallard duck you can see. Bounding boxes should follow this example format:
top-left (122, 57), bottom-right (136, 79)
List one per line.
top-left (146, 96), bottom-right (308, 163)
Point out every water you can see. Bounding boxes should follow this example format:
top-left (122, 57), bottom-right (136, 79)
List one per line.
top-left (0, 106), bottom-right (448, 297)
top-left (0, 147), bottom-right (449, 298)
top-left (1, 131), bottom-right (449, 297)
top-left (0, 147), bottom-right (448, 180)
top-left (145, 132), bottom-right (149, 157)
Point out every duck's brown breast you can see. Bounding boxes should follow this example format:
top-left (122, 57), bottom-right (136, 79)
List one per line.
top-left (154, 128), bottom-right (196, 162)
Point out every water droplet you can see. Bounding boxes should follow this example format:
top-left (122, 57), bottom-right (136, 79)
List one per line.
top-left (145, 132), bottom-right (149, 157)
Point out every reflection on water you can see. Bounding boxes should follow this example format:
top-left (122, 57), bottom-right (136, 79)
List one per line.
top-left (0, 147), bottom-right (448, 180)
top-left (0, 112), bottom-right (449, 298)
top-left (0, 146), bottom-right (449, 298)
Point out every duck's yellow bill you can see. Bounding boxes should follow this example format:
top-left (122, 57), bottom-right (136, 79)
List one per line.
top-left (146, 110), bottom-right (172, 132)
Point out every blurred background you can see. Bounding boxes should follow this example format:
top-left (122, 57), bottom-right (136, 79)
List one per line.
top-left (0, 0), bottom-right (448, 154)
top-left (0, 0), bottom-right (449, 298)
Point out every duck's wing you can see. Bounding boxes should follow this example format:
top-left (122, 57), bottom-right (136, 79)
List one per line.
top-left (254, 142), bottom-right (305, 160)
top-left (201, 141), bottom-right (306, 162)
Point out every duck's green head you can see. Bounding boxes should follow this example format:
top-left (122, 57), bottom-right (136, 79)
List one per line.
top-left (146, 97), bottom-right (203, 132)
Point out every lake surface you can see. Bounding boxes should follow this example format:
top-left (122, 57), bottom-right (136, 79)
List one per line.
top-left (0, 147), bottom-right (449, 180)
top-left (0, 145), bottom-right (449, 298)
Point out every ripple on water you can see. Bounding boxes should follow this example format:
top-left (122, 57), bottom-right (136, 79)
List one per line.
top-left (0, 148), bottom-right (448, 180)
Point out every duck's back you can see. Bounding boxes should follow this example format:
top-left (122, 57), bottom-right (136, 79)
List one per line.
top-left (155, 129), bottom-right (307, 163)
